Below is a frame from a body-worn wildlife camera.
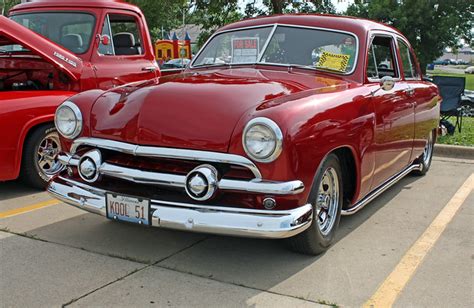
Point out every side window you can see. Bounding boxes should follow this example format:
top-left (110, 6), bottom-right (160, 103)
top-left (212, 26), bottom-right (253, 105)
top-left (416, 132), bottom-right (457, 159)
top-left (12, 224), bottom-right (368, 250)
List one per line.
top-left (398, 39), bottom-right (420, 79)
top-left (99, 14), bottom-right (144, 56)
top-left (367, 36), bottom-right (399, 79)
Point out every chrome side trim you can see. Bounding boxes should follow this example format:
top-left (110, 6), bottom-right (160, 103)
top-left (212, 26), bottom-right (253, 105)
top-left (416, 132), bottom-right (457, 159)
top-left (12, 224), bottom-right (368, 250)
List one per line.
top-left (342, 163), bottom-right (422, 216)
top-left (47, 177), bottom-right (313, 239)
top-left (71, 137), bottom-right (262, 179)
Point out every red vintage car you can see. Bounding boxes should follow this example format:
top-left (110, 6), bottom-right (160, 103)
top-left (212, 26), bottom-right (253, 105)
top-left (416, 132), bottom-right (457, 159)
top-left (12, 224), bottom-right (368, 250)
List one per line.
top-left (0, 0), bottom-right (158, 188)
top-left (48, 15), bottom-right (440, 254)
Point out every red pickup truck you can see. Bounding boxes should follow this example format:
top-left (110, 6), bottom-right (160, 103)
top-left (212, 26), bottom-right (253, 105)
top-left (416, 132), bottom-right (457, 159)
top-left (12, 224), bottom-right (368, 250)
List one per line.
top-left (0, 0), bottom-right (159, 188)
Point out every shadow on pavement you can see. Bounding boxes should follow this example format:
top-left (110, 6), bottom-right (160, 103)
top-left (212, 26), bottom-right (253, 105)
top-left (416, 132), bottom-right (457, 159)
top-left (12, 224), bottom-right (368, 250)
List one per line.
top-left (0, 180), bottom-right (43, 201)
top-left (15, 174), bottom-right (420, 281)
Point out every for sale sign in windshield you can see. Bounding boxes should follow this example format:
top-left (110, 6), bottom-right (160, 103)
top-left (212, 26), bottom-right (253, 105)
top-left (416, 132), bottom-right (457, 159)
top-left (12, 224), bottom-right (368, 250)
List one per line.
top-left (231, 37), bottom-right (259, 63)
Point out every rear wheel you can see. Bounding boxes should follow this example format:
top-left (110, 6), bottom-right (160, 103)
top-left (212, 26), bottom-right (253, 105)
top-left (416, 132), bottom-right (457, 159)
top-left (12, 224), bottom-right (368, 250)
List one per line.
top-left (20, 124), bottom-right (63, 189)
top-left (286, 153), bottom-right (343, 255)
top-left (413, 129), bottom-right (435, 176)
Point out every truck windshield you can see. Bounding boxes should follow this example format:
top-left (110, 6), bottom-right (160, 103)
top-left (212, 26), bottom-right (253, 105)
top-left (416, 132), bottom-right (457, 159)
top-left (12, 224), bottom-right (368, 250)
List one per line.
top-left (192, 25), bottom-right (358, 74)
top-left (7, 12), bottom-right (95, 55)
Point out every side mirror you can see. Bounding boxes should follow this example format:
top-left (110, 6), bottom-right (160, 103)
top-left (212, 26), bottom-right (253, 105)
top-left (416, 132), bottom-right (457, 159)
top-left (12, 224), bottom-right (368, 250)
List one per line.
top-left (100, 34), bottom-right (111, 46)
top-left (380, 76), bottom-right (395, 91)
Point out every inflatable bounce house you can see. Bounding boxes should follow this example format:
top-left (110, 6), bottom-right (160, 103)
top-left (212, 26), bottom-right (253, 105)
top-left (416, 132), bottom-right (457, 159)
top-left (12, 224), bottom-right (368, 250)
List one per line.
top-left (155, 32), bottom-right (192, 66)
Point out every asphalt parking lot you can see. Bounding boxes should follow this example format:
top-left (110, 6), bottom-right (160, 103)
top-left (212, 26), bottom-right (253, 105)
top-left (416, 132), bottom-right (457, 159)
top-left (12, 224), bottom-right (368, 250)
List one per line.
top-left (1, 157), bottom-right (473, 307)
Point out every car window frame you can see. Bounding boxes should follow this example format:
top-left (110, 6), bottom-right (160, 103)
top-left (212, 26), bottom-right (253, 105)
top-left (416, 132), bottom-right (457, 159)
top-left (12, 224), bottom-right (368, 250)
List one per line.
top-left (396, 36), bottom-right (421, 81)
top-left (365, 31), bottom-right (401, 83)
top-left (190, 23), bottom-right (360, 76)
top-left (97, 10), bottom-right (146, 59)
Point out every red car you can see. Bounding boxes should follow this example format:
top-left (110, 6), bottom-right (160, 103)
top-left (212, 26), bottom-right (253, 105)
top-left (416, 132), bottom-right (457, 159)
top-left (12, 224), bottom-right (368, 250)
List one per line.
top-left (0, 0), bottom-right (158, 188)
top-left (48, 15), bottom-right (440, 254)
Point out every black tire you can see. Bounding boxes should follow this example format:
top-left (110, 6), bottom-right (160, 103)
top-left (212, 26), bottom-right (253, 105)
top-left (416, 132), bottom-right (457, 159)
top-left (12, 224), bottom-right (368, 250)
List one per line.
top-left (412, 129), bottom-right (435, 176)
top-left (20, 124), bottom-right (62, 189)
top-left (286, 153), bottom-right (343, 255)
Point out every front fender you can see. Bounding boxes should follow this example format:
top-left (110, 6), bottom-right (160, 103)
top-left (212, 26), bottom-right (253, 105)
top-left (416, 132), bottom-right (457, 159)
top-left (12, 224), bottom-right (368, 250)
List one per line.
top-left (0, 91), bottom-right (76, 181)
top-left (228, 86), bottom-right (375, 207)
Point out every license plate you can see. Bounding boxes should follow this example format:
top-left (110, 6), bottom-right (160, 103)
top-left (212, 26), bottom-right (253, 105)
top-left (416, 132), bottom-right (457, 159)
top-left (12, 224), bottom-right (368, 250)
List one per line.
top-left (106, 193), bottom-right (149, 225)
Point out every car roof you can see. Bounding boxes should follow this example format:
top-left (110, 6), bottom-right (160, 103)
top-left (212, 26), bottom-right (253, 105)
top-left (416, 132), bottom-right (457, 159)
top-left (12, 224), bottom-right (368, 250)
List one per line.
top-left (219, 14), bottom-right (403, 37)
top-left (9, 0), bottom-right (141, 15)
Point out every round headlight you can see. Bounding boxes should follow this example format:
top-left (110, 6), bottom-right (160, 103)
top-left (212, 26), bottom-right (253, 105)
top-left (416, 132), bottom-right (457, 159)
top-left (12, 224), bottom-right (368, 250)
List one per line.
top-left (55, 101), bottom-right (82, 139)
top-left (243, 117), bottom-right (283, 163)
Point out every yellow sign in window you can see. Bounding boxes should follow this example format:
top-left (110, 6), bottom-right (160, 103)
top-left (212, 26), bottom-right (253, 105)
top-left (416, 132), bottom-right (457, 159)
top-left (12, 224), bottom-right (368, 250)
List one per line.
top-left (316, 51), bottom-right (351, 72)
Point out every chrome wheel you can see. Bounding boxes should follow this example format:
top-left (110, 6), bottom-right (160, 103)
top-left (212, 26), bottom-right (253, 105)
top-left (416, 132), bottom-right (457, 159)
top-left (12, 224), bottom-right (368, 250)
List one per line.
top-left (316, 167), bottom-right (340, 236)
top-left (423, 131), bottom-right (434, 166)
top-left (36, 131), bottom-right (62, 179)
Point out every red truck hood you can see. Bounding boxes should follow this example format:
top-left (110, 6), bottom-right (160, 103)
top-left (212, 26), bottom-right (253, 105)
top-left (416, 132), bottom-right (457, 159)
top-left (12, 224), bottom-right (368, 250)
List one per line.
top-left (90, 68), bottom-right (351, 152)
top-left (0, 15), bottom-right (83, 81)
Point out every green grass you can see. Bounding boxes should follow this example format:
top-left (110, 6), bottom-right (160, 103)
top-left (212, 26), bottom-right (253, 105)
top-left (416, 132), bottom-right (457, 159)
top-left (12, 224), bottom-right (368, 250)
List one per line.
top-left (437, 117), bottom-right (474, 146)
top-left (427, 71), bottom-right (474, 90)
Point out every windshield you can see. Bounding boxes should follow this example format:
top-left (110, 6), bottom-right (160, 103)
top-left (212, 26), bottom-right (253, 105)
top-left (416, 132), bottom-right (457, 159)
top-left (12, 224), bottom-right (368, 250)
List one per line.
top-left (193, 26), bottom-right (273, 66)
top-left (4, 12), bottom-right (95, 54)
top-left (193, 25), bottom-right (358, 74)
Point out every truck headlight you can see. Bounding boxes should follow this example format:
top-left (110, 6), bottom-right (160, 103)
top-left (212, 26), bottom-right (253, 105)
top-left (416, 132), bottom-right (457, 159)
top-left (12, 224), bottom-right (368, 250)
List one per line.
top-left (243, 117), bottom-right (283, 163)
top-left (55, 101), bottom-right (82, 139)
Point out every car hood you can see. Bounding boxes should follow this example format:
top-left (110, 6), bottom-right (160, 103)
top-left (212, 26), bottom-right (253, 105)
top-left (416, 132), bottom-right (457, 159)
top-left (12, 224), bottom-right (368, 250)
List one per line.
top-left (90, 67), bottom-right (352, 153)
top-left (0, 15), bottom-right (83, 81)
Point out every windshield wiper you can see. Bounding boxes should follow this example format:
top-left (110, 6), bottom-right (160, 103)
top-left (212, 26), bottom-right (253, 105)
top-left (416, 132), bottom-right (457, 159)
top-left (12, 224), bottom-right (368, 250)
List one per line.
top-left (192, 62), bottom-right (234, 68)
top-left (287, 64), bottom-right (316, 71)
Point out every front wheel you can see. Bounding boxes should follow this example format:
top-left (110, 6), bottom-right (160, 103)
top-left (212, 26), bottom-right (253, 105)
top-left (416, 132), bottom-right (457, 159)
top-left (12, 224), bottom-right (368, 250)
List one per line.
top-left (20, 124), bottom-right (63, 189)
top-left (286, 153), bottom-right (343, 255)
top-left (412, 129), bottom-right (435, 176)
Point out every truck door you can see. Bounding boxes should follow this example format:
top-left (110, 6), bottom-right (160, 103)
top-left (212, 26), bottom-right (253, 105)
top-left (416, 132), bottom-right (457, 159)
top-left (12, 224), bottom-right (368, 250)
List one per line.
top-left (91, 11), bottom-right (158, 89)
top-left (368, 34), bottom-right (415, 190)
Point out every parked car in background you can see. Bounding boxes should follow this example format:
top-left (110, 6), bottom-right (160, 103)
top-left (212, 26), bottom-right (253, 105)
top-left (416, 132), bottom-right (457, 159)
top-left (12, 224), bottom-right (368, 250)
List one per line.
top-left (161, 58), bottom-right (191, 69)
top-left (0, 0), bottom-right (159, 188)
top-left (465, 66), bottom-right (474, 74)
top-left (433, 59), bottom-right (450, 65)
top-left (48, 14), bottom-right (440, 255)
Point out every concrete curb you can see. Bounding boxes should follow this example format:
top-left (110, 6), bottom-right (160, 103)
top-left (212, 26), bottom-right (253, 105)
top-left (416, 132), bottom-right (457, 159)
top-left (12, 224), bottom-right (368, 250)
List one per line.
top-left (434, 144), bottom-right (474, 160)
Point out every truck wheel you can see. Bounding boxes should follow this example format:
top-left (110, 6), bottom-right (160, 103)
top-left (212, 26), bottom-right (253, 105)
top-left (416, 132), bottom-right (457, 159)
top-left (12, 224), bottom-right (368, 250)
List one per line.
top-left (286, 153), bottom-right (343, 255)
top-left (20, 124), bottom-right (63, 189)
top-left (413, 130), bottom-right (435, 176)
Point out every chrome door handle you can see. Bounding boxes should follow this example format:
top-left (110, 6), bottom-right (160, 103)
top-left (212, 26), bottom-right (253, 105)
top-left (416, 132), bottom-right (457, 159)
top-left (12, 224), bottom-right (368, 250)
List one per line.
top-left (404, 87), bottom-right (415, 96)
top-left (142, 66), bottom-right (157, 72)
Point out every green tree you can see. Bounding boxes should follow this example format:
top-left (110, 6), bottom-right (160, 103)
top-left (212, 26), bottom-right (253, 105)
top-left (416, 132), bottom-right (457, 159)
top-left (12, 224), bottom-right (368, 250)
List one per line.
top-left (346, 0), bottom-right (474, 73)
top-left (125, 0), bottom-right (189, 41)
top-left (191, 0), bottom-right (336, 48)
top-left (190, 0), bottom-right (243, 47)
top-left (244, 0), bottom-right (335, 16)
top-left (1, 0), bottom-right (20, 16)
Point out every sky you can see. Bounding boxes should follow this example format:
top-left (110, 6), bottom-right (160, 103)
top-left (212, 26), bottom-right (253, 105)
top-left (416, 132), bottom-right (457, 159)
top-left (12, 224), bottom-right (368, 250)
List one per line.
top-left (237, 0), bottom-right (353, 14)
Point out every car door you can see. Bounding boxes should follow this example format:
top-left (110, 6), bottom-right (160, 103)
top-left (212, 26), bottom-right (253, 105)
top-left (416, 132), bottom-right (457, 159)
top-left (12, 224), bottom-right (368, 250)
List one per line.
top-left (91, 10), bottom-right (158, 89)
top-left (368, 33), bottom-right (415, 190)
top-left (396, 38), bottom-right (436, 161)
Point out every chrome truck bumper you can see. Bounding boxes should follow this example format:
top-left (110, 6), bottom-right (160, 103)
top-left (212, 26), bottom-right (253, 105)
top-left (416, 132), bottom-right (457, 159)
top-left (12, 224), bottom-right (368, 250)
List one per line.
top-left (47, 177), bottom-right (313, 239)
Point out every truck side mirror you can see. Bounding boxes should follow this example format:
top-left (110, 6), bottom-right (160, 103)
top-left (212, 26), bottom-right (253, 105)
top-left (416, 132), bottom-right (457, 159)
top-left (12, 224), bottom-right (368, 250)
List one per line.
top-left (100, 35), bottom-right (111, 46)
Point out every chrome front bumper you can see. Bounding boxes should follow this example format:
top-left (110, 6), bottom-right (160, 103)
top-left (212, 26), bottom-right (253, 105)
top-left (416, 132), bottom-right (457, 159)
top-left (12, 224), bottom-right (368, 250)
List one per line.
top-left (47, 177), bottom-right (313, 239)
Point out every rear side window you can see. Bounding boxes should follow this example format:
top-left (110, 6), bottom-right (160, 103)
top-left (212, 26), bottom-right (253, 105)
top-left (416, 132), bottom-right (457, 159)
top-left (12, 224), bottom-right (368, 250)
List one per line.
top-left (398, 39), bottom-right (420, 79)
top-left (98, 14), bottom-right (143, 56)
top-left (367, 36), bottom-right (399, 79)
